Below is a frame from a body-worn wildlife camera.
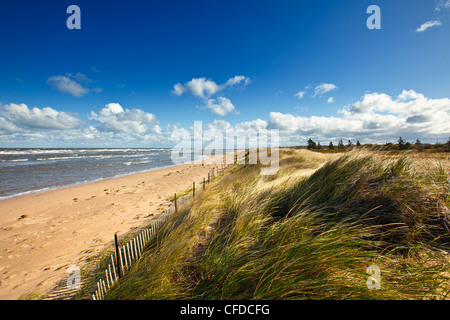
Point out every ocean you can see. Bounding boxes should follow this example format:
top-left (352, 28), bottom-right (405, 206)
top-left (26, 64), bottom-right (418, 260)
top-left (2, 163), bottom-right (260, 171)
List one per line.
top-left (0, 148), bottom-right (185, 200)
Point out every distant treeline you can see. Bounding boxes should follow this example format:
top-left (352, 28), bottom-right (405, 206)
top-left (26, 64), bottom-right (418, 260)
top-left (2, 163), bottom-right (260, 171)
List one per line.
top-left (296, 137), bottom-right (450, 153)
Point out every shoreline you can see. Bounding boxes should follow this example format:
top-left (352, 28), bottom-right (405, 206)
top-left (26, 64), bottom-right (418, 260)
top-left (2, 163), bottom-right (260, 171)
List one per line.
top-left (0, 156), bottom-right (206, 202)
top-left (0, 157), bottom-right (223, 300)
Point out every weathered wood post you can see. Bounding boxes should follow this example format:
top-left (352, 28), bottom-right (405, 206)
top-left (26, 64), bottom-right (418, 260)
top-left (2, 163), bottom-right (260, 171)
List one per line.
top-left (174, 193), bottom-right (178, 212)
top-left (114, 233), bottom-right (123, 279)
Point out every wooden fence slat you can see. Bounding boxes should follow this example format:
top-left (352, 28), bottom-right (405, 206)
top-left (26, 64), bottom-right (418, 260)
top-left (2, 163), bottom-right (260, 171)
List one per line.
top-left (122, 246), bottom-right (128, 271)
top-left (101, 279), bottom-right (106, 298)
top-left (108, 264), bottom-right (114, 286)
top-left (118, 246), bottom-right (124, 276)
top-left (138, 233), bottom-right (143, 253)
top-left (111, 254), bottom-right (117, 282)
top-left (133, 238), bottom-right (138, 260)
top-left (132, 239), bottom-right (137, 262)
top-left (97, 282), bottom-right (102, 300)
top-left (136, 233), bottom-right (140, 253)
top-left (105, 268), bottom-right (110, 288)
top-left (126, 242), bottom-right (132, 266)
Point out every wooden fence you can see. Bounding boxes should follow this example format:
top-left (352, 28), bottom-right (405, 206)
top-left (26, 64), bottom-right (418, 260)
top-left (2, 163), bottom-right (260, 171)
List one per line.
top-left (91, 163), bottom-right (232, 300)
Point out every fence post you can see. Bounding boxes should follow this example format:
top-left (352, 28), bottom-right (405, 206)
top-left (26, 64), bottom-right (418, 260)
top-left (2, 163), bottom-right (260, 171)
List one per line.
top-left (174, 193), bottom-right (178, 212)
top-left (114, 233), bottom-right (123, 279)
top-left (193, 182), bottom-right (195, 198)
top-left (203, 177), bottom-right (205, 190)
top-left (208, 172), bottom-right (210, 183)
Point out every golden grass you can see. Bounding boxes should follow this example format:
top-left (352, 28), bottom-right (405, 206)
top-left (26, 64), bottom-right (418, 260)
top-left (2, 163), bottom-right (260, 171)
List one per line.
top-left (96, 148), bottom-right (450, 300)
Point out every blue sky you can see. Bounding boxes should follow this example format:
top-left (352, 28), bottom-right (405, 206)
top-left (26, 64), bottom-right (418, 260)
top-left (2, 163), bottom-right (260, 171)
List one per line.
top-left (0, 0), bottom-right (449, 147)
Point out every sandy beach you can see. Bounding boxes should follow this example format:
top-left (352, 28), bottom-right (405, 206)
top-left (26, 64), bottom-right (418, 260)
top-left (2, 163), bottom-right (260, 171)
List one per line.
top-left (0, 159), bottom-right (222, 300)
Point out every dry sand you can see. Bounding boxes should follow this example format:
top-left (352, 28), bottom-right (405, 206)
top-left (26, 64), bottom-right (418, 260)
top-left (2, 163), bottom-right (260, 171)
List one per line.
top-left (0, 158), bottom-right (224, 300)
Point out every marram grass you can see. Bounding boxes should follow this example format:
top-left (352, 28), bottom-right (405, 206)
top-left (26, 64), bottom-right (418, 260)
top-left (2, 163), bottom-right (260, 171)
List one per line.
top-left (103, 149), bottom-right (450, 300)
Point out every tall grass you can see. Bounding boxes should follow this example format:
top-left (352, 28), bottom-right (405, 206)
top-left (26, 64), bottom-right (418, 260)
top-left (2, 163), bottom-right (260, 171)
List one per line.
top-left (104, 149), bottom-right (450, 300)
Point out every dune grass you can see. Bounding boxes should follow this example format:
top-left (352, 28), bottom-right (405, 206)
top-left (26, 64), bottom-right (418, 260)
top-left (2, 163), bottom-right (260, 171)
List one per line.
top-left (104, 149), bottom-right (450, 300)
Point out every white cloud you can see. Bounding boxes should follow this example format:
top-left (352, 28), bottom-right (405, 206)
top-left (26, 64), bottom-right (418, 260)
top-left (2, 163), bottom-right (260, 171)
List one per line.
top-left (203, 97), bottom-right (238, 116)
top-left (0, 102), bottom-right (171, 147)
top-left (181, 78), bottom-right (221, 99)
top-left (47, 75), bottom-right (89, 97)
top-left (235, 119), bottom-right (268, 132)
top-left (295, 91), bottom-right (306, 99)
top-left (416, 20), bottom-right (442, 32)
top-left (172, 83), bottom-right (186, 96)
top-left (47, 73), bottom-right (101, 97)
top-left (0, 103), bottom-right (83, 131)
top-left (174, 75), bottom-right (250, 116)
top-left (172, 75), bottom-right (250, 99)
top-left (435, 0), bottom-right (450, 11)
top-left (66, 72), bottom-right (93, 84)
top-left (89, 103), bottom-right (160, 134)
top-left (328, 97), bottom-right (334, 104)
top-left (313, 83), bottom-right (338, 97)
top-left (267, 90), bottom-right (450, 144)
top-left (206, 119), bottom-right (232, 132)
top-left (2, 89), bottom-right (448, 148)
top-left (225, 75), bottom-right (251, 87)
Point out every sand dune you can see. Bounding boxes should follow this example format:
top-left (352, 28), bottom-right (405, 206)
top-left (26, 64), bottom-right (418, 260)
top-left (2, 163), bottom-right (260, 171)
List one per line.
top-left (0, 159), bottom-right (223, 299)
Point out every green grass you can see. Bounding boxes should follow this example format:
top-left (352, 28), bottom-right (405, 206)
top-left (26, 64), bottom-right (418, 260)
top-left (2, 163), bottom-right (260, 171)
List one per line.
top-left (101, 149), bottom-right (450, 300)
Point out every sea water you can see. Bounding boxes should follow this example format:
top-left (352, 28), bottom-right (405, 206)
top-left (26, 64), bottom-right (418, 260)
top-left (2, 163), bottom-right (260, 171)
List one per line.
top-left (0, 148), bottom-right (184, 200)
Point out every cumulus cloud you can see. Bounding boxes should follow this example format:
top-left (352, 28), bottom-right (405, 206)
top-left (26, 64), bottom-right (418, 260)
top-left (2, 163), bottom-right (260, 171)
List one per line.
top-left (172, 78), bottom-right (221, 99)
top-left (173, 75), bottom-right (250, 116)
top-left (328, 97), bottom-right (334, 104)
top-left (172, 75), bottom-right (250, 99)
top-left (89, 103), bottom-right (160, 134)
top-left (225, 75), bottom-right (251, 87)
top-left (206, 119), bottom-right (232, 132)
top-left (267, 90), bottom-right (450, 144)
top-left (235, 119), bottom-right (268, 132)
top-left (416, 20), bottom-right (442, 32)
top-left (0, 102), bottom-right (172, 147)
top-left (295, 83), bottom-right (337, 99)
top-left (172, 83), bottom-right (186, 96)
top-left (203, 97), bottom-right (238, 116)
top-left (47, 75), bottom-right (89, 97)
top-left (0, 103), bottom-right (83, 131)
top-left (47, 73), bottom-right (101, 97)
top-left (2, 89), bottom-right (448, 148)
top-left (313, 83), bottom-right (338, 97)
